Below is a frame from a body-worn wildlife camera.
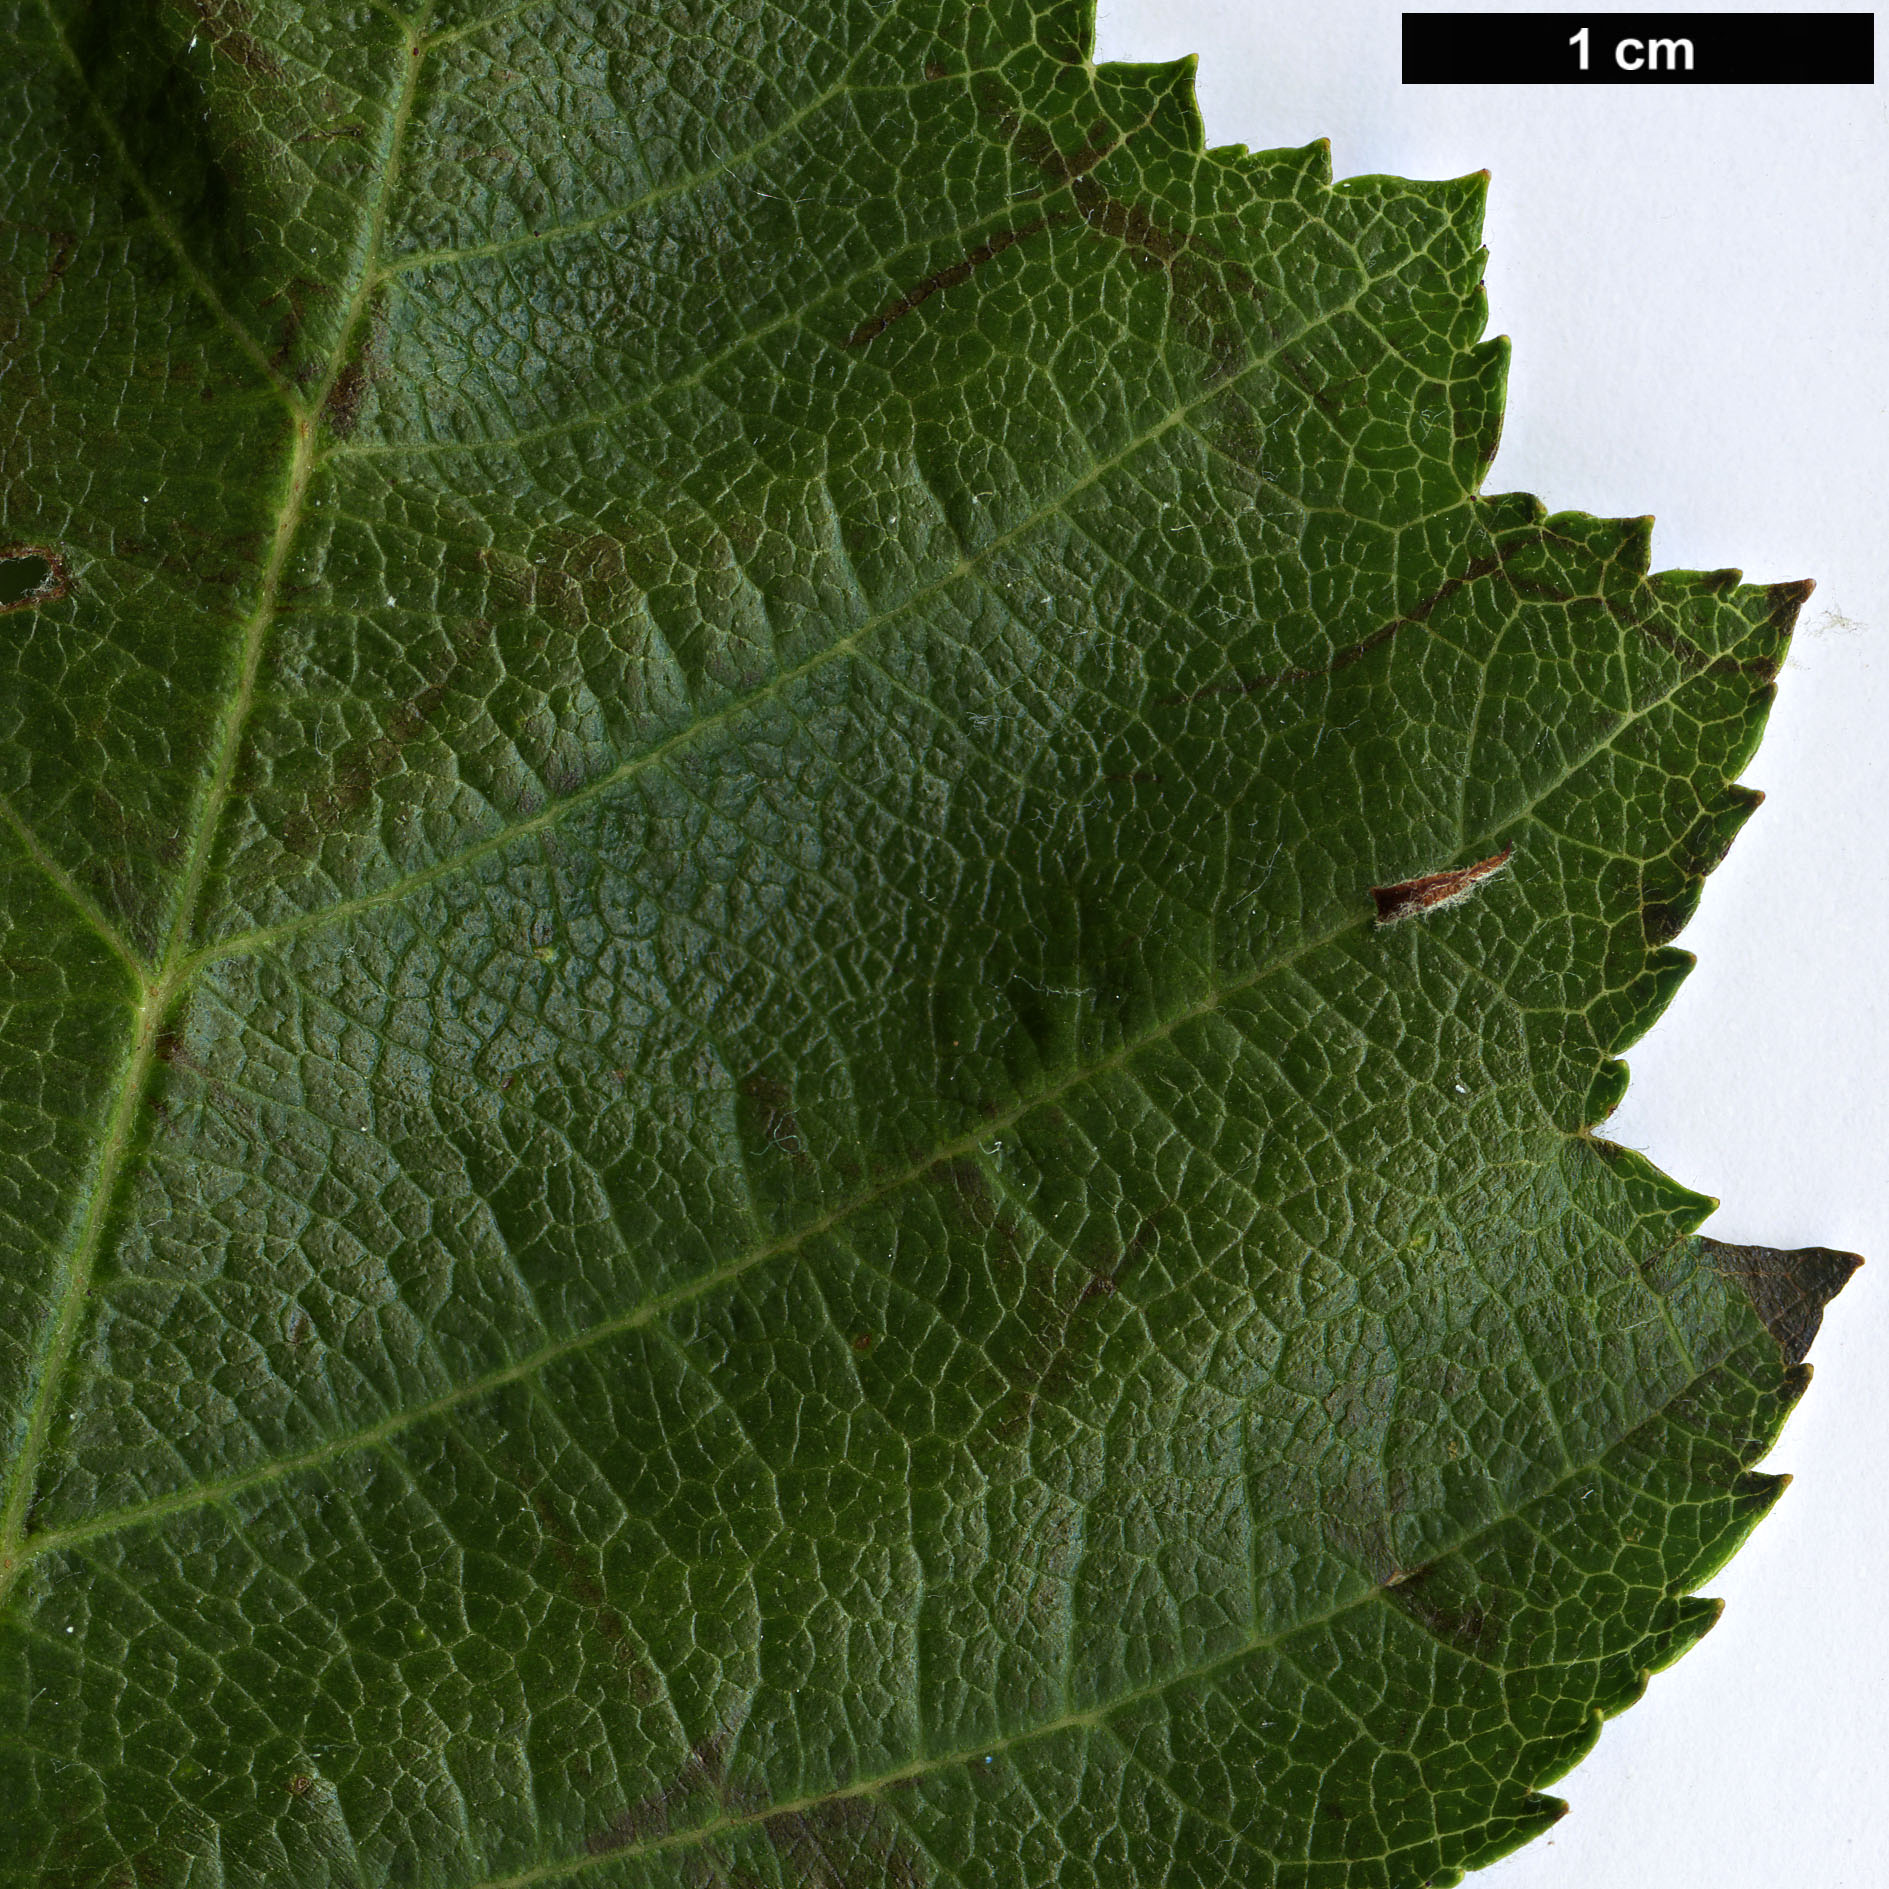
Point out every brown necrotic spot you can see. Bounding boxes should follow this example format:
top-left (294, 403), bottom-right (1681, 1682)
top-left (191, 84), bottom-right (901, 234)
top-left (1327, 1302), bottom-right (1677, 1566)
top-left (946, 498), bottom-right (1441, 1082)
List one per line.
top-left (1370, 845), bottom-right (1514, 926)
top-left (1703, 1238), bottom-right (1861, 1366)
top-left (1768, 575), bottom-right (1816, 622)
top-left (259, 274), bottom-right (335, 376)
top-left (187, 0), bottom-right (286, 84)
top-left (763, 1794), bottom-right (928, 1889)
top-left (585, 1733), bottom-right (731, 1855)
top-left (845, 215), bottom-right (1060, 347)
top-left (320, 284), bottom-right (389, 431)
top-left (738, 1071), bottom-right (808, 1166)
top-left (0, 546), bottom-right (69, 613)
top-left (860, 84), bottom-right (1264, 372)
top-left (1177, 551), bottom-right (1512, 705)
top-left (1380, 1564), bottom-right (1501, 1658)
top-left (322, 353), bottom-right (370, 437)
top-left (16, 225), bottom-right (76, 312)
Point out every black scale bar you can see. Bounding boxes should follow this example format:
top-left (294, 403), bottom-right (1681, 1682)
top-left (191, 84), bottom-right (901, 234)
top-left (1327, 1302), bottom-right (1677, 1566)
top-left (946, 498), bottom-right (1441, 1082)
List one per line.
top-left (1403, 12), bottom-right (1874, 82)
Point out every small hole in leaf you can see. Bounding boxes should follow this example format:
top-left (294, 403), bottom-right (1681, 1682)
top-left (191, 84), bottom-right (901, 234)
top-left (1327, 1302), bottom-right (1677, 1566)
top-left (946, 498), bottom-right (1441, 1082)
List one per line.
top-left (0, 546), bottom-right (68, 612)
top-left (0, 556), bottom-right (51, 605)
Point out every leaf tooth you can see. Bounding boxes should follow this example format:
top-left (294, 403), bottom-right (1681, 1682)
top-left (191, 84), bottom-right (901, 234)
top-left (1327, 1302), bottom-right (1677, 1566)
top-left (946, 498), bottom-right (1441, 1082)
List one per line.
top-left (1703, 1240), bottom-right (1863, 1366)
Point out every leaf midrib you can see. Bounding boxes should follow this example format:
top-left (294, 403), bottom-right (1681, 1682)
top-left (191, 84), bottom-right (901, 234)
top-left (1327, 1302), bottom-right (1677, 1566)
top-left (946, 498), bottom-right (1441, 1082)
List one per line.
top-left (0, 6), bottom-right (439, 1602)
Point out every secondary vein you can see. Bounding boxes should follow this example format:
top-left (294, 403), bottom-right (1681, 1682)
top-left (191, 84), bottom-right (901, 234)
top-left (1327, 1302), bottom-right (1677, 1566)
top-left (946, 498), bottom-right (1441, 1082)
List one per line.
top-left (181, 338), bottom-right (1436, 979)
top-left (31, 0), bottom-right (300, 406)
top-left (21, 616), bottom-right (1695, 1568)
top-left (454, 1363), bottom-right (1750, 1889)
top-left (0, 790), bottom-right (151, 986)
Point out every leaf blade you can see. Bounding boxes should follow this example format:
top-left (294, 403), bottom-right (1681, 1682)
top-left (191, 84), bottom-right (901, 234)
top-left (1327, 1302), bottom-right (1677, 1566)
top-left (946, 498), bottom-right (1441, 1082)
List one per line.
top-left (0, 2), bottom-right (1842, 1884)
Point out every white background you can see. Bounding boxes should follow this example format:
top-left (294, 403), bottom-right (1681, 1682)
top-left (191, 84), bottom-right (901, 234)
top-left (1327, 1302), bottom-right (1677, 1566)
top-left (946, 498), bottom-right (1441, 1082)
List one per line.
top-left (1092, 3), bottom-right (1885, 1881)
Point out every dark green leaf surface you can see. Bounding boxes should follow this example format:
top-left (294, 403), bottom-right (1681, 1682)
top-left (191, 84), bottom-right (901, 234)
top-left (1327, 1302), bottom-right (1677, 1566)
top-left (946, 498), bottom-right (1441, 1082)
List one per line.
top-left (0, 2), bottom-right (1850, 1883)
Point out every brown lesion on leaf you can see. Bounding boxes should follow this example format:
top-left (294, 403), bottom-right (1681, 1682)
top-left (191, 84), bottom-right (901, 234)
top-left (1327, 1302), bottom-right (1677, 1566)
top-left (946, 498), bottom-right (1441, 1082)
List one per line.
top-left (506, 1472), bottom-right (663, 1700)
top-left (1703, 1238), bottom-right (1861, 1366)
top-left (845, 214), bottom-right (1064, 347)
top-left (0, 220), bottom-right (77, 312)
top-left (1766, 576), bottom-right (1816, 625)
top-left (978, 79), bottom-right (1274, 383)
top-left (259, 275), bottom-right (335, 376)
top-left (970, 76), bottom-right (1123, 186)
top-left (1370, 845), bottom-right (1514, 927)
top-left (942, 1155), bottom-right (995, 1221)
top-left (151, 1023), bottom-right (197, 1072)
top-left (322, 349), bottom-right (372, 437)
top-left (1746, 574), bottom-right (1815, 679)
top-left (763, 1792), bottom-right (929, 1889)
top-left (478, 532), bottom-right (633, 630)
top-left (1173, 552), bottom-right (1510, 705)
top-left (585, 1732), bottom-right (732, 1855)
top-left (1608, 590), bottom-right (1753, 682)
top-left (1611, 571), bottom-right (1805, 685)
top-left (930, 1155), bottom-right (1015, 1260)
top-left (1066, 176), bottom-right (1272, 386)
top-left (978, 1188), bottom-right (1153, 1442)
top-left (320, 284), bottom-right (390, 431)
top-left (844, 86), bottom-right (1126, 349)
top-left (583, 1742), bottom-right (925, 1878)
top-left (1079, 1201), bottom-right (1169, 1303)
top-left (1619, 602), bottom-right (1715, 674)
top-left (1380, 1565), bottom-right (1505, 1664)
top-left (853, 78), bottom-right (1305, 399)
top-left (1639, 787), bottom-right (1763, 947)
top-left (0, 545), bottom-right (70, 614)
top-left (739, 1071), bottom-right (810, 1167)
top-left (280, 641), bottom-right (466, 853)
top-left (185, 0), bottom-right (287, 84)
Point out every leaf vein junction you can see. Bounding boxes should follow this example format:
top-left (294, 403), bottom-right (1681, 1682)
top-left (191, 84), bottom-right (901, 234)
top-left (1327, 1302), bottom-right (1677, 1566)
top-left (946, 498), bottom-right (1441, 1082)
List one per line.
top-left (0, 6), bottom-right (441, 1605)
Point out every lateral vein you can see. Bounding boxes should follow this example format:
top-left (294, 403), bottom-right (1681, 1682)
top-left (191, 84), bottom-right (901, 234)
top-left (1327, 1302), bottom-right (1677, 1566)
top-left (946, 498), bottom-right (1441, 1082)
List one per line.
top-left (185, 345), bottom-right (1439, 977)
top-left (456, 1367), bottom-right (1740, 1889)
top-left (0, 791), bottom-right (152, 987)
top-left (13, 534), bottom-right (1744, 1574)
top-left (31, 0), bottom-right (299, 407)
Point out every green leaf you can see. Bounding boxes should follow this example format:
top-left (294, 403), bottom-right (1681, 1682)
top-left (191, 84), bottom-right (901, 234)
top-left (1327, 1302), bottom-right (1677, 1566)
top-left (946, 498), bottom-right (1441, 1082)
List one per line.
top-left (0, 1), bottom-right (1852, 1883)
